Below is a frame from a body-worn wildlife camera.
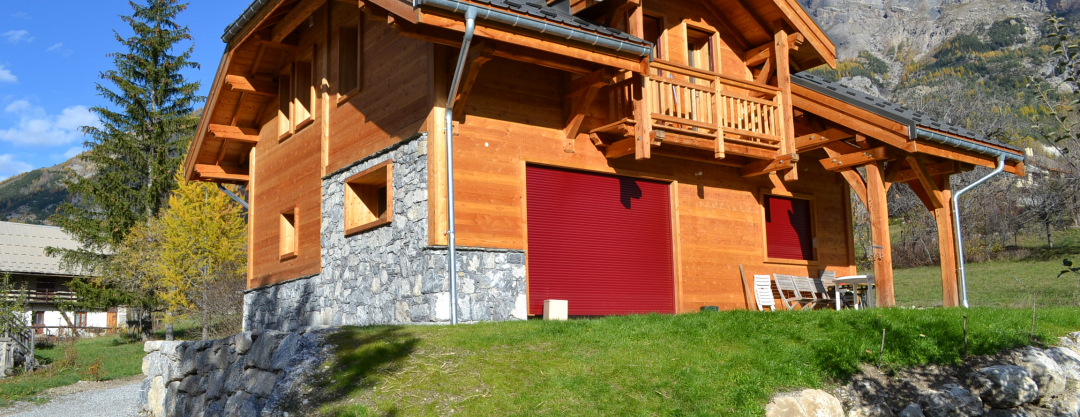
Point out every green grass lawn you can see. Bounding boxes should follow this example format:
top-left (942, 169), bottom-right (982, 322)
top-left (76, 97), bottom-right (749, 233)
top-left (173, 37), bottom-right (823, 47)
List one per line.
top-left (0, 336), bottom-right (146, 406)
top-left (313, 307), bottom-right (1080, 417)
top-left (894, 258), bottom-right (1080, 308)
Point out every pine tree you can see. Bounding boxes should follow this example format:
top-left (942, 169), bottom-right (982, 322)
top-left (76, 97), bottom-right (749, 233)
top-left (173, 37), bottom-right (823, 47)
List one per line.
top-left (49, 0), bottom-right (201, 275)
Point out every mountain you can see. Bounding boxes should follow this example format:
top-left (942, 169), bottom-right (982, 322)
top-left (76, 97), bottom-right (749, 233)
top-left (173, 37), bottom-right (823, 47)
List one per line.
top-left (0, 156), bottom-right (92, 225)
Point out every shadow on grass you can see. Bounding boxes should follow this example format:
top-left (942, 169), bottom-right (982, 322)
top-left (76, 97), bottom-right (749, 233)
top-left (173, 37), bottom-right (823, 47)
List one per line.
top-left (311, 326), bottom-right (420, 416)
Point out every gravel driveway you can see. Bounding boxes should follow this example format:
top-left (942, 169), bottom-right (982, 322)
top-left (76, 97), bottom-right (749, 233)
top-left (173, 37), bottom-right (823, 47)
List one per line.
top-left (0, 376), bottom-right (143, 417)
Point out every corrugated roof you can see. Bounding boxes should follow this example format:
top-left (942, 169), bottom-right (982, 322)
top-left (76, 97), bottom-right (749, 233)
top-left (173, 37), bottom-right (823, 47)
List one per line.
top-left (792, 72), bottom-right (1022, 153)
top-left (0, 221), bottom-right (83, 276)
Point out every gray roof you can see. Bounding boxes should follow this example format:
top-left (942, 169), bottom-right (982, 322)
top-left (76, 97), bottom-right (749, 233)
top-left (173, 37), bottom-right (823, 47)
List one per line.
top-left (456, 0), bottom-right (645, 43)
top-left (0, 221), bottom-right (83, 276)
top-left (792, 72), bottom-right (1022, 153)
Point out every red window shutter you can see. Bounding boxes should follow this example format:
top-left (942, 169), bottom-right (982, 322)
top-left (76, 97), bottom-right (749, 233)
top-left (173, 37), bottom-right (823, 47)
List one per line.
top-left (765, 196), bottom-right (814, 260)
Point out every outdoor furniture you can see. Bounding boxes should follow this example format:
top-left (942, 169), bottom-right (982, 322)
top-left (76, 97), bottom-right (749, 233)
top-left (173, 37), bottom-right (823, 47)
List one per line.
top-left (833, 275), bottom-right (875, 311)
top-left (773, 274), bottom-right (814, 311)
top-left (753, 275), bottom-right (776, 311)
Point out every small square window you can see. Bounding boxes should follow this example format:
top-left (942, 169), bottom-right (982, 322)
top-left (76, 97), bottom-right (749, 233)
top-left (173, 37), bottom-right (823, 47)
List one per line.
top-left (344, 160), bottom-right (393, 236)
top-left (280, 207), bottom-right (298, 260)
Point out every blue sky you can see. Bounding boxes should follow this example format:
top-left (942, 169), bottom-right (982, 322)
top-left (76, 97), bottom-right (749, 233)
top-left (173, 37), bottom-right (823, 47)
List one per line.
top-left (0, 0), bottom-right (252, 180)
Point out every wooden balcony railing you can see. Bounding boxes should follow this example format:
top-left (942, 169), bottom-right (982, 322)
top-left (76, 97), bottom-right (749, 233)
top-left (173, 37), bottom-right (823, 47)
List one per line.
top-left (647, 60), bottom-right (784, 153)
top-left (6, 290), bottom-right (77, 303)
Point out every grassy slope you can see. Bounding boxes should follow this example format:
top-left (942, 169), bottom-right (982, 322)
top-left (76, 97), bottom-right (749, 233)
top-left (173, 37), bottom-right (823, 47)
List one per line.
top-left (316, 307), bottom-right (1080, 417)
top-left (894, 257), bottom-right (1080, 308)
top-left (0, 336), bottom-right (145, 405)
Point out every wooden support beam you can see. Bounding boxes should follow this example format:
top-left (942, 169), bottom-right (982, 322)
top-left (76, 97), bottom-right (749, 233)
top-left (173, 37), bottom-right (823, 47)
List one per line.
top-left (451, 41), bottom-right (494, 123)
top-left (651, 148), bottom-right (746, 168)
top-left (226, 75), bottom-right (277, 96)
top-left (865, 161), bottom-right (895, 308)
top-left (628, 7), bottom-right (650, 160)
top-left (935, 175), bottom-right (960, 307)
top-left (564, 68), bottom-right (611, 139)
top-left (271, 0), bottom-right (328, 43)
top-left (794, 127), bottom-right (853, 151)
top-left (904, 155), bottom-right (945, 209)
top-left (209, 124), bottom-right (260, 144)
top-left (903, 141), bottom-right (1025, 176)
top-left (657, 130), bottom-right (777, 159)
top-left (740, 153), bottom-right (799, 177)
top-left (605, 138), bottom-right (636, 158)
top-left (195, 164), bottom-right (250, 182)
top-left (745, 33), bottom-right (805, 67)
top-left (734, 0), bottom-right (771, 38)
top-left (774, 27), bottom-right (797, 181)
top-left (819, 146), bottom-right (889, 171)
top-left (754, 56), bottom-right (772, 85)
top-left (837, 168), bottom-right (868, 207)
top-left (698, 0), bottom-right (751, 51)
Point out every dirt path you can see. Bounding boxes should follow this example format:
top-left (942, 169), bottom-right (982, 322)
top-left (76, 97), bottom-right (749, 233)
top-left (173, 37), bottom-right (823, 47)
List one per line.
top-left (0, 375), bottom-right (144, 417)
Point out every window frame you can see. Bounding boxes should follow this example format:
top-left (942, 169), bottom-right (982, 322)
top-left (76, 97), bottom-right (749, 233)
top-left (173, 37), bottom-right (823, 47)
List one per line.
top-left (280, 206), bottom-right (299, 261)
top-left (336, 18), bottom-right (363, 105)
top-left (685, 24), bottom-right (717, 73)
top-left (278, 46), bottom-right (317, 141)
top-left (74, 311), bottom-right (87, 328)
top-left (344, 160), bottom-right (394, 236)
top-left (643, 14), bottom-right (666, 62)
top-left (759, 189), bottom-right (819, 265)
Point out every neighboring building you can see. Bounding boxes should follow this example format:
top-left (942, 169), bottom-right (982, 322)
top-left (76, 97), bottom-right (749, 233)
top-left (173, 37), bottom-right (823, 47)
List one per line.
top-left (0, 221), bottom-right (119, 336)
top-left (184, 0), bottom-right (1026, 330)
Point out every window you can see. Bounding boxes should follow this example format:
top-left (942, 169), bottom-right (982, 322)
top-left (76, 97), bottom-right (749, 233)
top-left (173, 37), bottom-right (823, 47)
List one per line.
top-left (686, 27), bottom-right (715, 72)
top-left (764, 195), bottom-right (815, 261)
top-left (32, 311), bottom-right (44, 327)
top-left (344, 160), bottom-right (393, 235)
top-left (74, 311), bottom-right (87, 328)
top-left (280, 207), bottom-right (298, 260)
top-left (337, 19), bottom-right (362, 101)
top-left (643, 15), bottom-right (664, 60)
top-left (277, 47), bottom-right (317, 140)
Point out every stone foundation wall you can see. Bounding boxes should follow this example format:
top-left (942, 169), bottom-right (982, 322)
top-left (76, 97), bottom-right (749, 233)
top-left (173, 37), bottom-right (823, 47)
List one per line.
top-left (243, 133), bottom-right (527, 331)
top-left (138, 327), bottom-right (335, 417)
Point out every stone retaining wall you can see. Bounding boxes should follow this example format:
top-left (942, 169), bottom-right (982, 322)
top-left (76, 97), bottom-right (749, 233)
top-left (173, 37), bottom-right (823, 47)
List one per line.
top-left (243, 133), bottom-right (528, 331)
top-left (138, 328), bottom-right (335, 417)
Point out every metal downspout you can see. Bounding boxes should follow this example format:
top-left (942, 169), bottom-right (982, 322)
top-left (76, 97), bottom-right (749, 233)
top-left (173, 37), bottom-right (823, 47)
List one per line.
top-left (952, 155), bottom-right (1006, 308)
top-left (445, 7), bottom-right (477, 325)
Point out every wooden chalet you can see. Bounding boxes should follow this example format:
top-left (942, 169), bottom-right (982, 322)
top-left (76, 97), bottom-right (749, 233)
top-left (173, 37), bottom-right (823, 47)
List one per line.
top-left (185, 0), bottom-right (1025, 324)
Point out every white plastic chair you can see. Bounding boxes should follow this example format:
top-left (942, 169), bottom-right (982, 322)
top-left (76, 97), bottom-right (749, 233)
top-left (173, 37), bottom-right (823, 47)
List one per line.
top-left (753, 275), bottom-right (776, 311)
top-left (773, 274), bottom-right (814, 311)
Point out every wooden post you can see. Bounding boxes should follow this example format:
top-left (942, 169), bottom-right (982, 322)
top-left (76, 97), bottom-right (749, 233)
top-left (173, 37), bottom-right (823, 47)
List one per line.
top-left (865, 161), bottom-right (895, 307)
top-left (935, 175), bottom-right (959, 307)
top-left (628, 5), bottom-right (650, 160)
top-left (773, 26), bottom-right (797, 181)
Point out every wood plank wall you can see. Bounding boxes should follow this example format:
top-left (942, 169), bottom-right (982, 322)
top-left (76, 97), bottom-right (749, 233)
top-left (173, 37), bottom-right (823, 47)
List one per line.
top-left (327, 3), bottom-right (434, 174)
top-left (436, 56), bottom-right (854, 313)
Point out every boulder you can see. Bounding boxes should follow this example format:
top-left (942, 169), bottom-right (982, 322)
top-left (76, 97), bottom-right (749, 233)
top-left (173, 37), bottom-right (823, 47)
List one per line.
top-left (766, 389), bottom-right (845, 417)
top-left (1060, 337), bottom-right (1080, 356)
top-left (1018, 349), bottom-right (1067, 401)
top-left (968, 365), bottom-right (1039, 408)
top-left (982, 409), bottom-right (1037, 417)
top-left (919, 384), bottom-right (984, 417)
top-left (899, 403), bottom-right (926, 417)
top-left (848, 404), bottom-right (896, 417)
top-left (1045, 347), bottom-right (1080, 377)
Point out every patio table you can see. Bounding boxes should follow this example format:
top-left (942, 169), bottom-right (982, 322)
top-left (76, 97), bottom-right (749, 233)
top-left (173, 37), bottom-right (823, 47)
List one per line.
top-left (833, 275), bottom-right (875, 311)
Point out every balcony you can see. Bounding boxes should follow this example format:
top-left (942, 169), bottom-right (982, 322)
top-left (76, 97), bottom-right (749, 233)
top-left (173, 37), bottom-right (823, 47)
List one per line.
top-left (6, 289), bottom-right (77, 303)
top-left (591, 59), bottom-right (789, 162)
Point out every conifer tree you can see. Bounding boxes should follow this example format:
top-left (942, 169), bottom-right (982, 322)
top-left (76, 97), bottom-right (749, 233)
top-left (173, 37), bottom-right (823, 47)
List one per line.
top-left (49, 0), bottom-right (201, 275)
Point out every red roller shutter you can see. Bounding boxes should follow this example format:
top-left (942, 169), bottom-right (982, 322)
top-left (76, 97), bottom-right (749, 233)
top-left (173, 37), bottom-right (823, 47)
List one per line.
top-left (764, 196), bottom-right (814, 260)
top-left (526, 165), bottom-right (674, 316)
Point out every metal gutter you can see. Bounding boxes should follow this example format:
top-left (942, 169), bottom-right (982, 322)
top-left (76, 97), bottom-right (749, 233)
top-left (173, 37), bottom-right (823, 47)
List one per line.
top-left (413, 0), bottom-right (652, 58)
top-left (222, 0), bottom-right (272, 44)
top-left (952, 155), bottom-right (1006, 308)
top-left (444, 6), bottom-right (479, 325)
top-left (915, 128), bottom-right (1024, 163)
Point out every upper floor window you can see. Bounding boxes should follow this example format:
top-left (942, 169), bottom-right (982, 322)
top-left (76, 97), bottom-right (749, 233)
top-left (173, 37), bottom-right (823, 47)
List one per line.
top-left (337, 19), bottom-right (363, 101)
top-left (280, 206), bottom-right (298, 261)
top-left (686, 27), bottom-right (715, 72)
top-left (278, 47), bottom-right (316, 140)
top-left (643, 15), bottom-right (664, 60)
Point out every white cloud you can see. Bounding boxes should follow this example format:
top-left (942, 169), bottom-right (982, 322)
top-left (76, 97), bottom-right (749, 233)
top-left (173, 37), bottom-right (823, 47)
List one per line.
top-left (2, 30), bottom-right (32, 43)
top-left (46, 43), bottom-right (62, 52)
top-left (10, 12), bottom-right (30, 20)
top-left (0, 102), bottom-right (98, 147)
top-left (0, 154), bottom-right (33, 180)
top-left (0, 66), bottom-right (15, 83)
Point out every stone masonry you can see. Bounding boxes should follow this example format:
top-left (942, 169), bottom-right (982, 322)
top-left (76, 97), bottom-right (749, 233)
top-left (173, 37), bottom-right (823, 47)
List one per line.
top-left (243, 133), bottom-right (528, 331)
